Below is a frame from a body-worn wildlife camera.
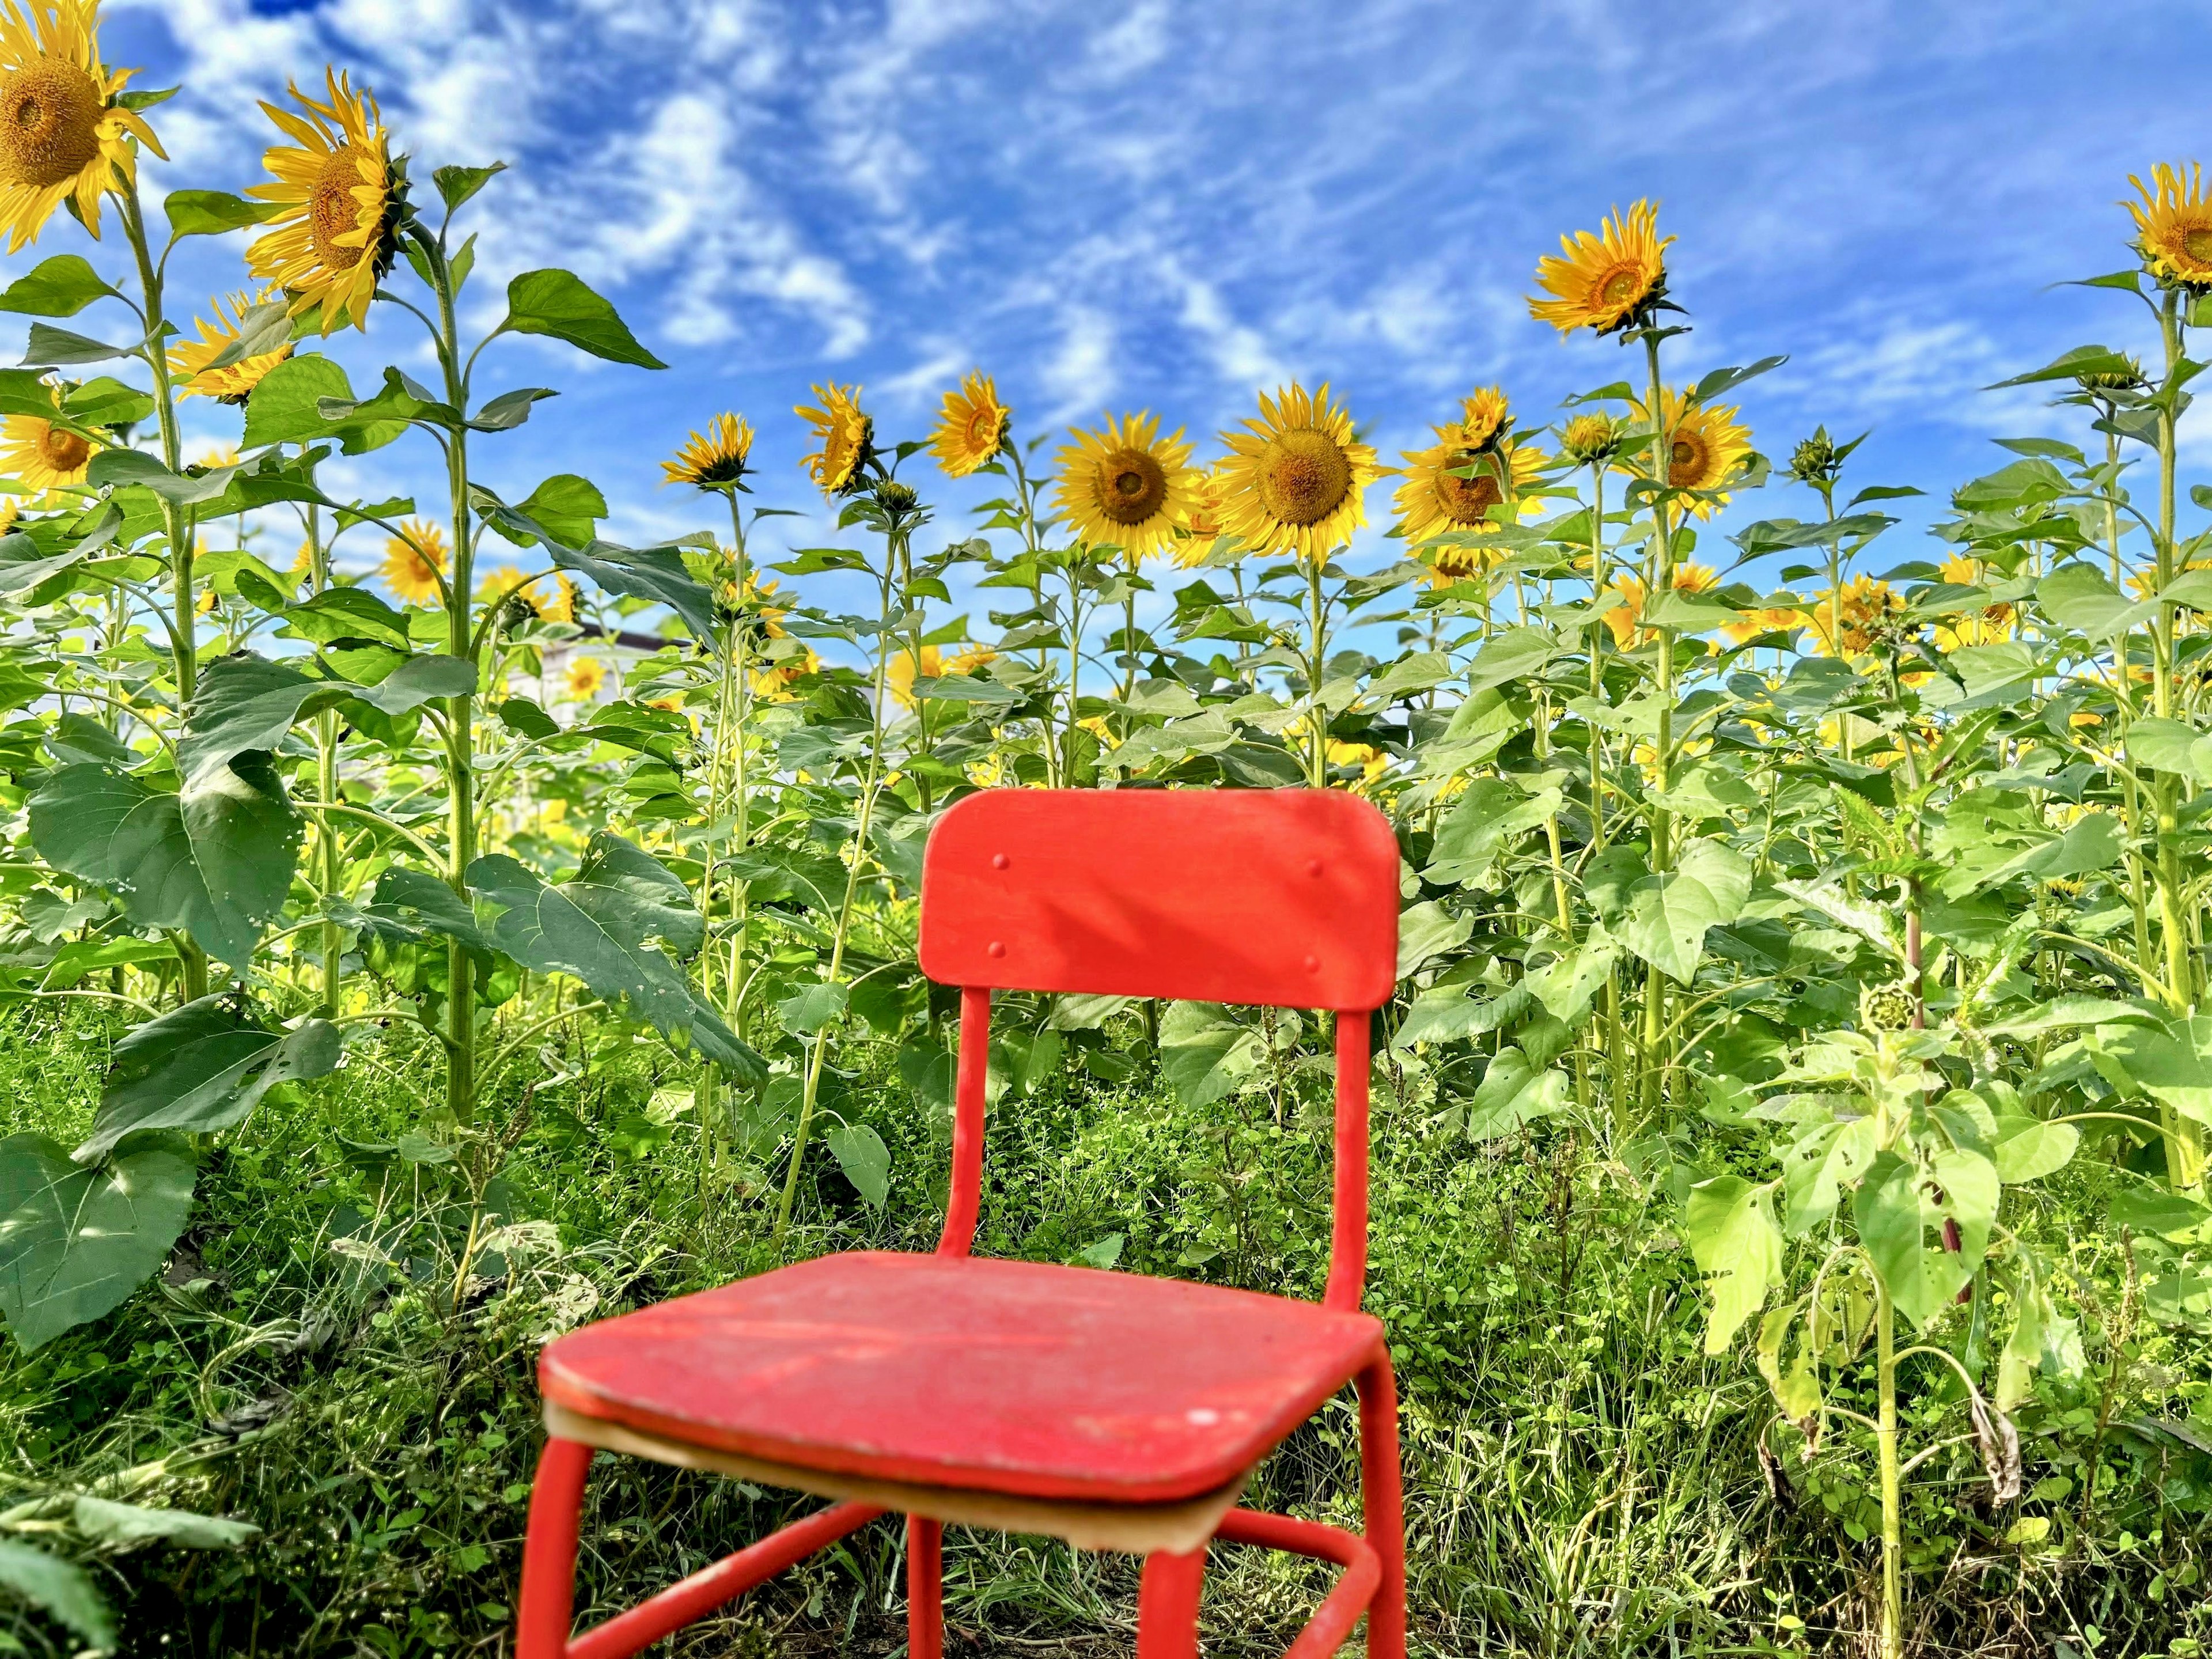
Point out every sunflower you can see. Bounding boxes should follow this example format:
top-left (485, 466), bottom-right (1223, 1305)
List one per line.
top-left (929, 370), bottom-right (1009, 478)
top-left (378, 518), bottom-right (448, 608)
top-left (662, 413), bottom-right (753, 490)
top-left (245, 69), bottom-right (404, 335)
top-left (564, 655), bottom-right (605, 702)
top-left (751, 645), bottom-right (819, 703)
top-left (540, 573), bottom-right (578, 624)
top-left (1215, 382), bottom-right (1381, 563)
top-left (1627, 386), bottom-right (1753, 518)
top-left (1806, 575), bottom-right (1907, 660)
top-left (0, 0), bottom-right (164, 254)
top-left (1931, 554), bottom-right (2016, 650)
top-left (1172, 468), bottom-right (1233, 569)
top-left (1528, 200), bottom-right (1672, 338)
top-left (1395, 429), bottom-right (1543, 573)
top-left (1052, 410), bottom-right (1200, 562)
top-left (171, 291), bottom-right (293, 404)
top-left (1722, 605), bottom-right (1806, 646)
top-left (886, 642), bottom-right (997, 708)
top-left (1601, 563), bottom-right (1718, 649)
top-left (796, 383), bottom-right (872, 495)
top-left (717, 571), bottom-right (790, 640)
top-left (1458, 385), bottom-right (1511, 451)
top-left (2126, 162), bottom-right (2212, 290)
top-left (0, 386), bottom-right (96, 490)
top-left (1560, 412), bottom-right (1624, 466)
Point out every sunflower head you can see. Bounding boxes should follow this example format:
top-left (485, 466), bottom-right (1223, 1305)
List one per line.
top-left (2127, 162), bottom-right (2212, 291)
top-left (1052, 410), bottom-right (1200, 563)
top-left (1172, 468), bottom-right (1234, 568)
top-left (1215, 382), bottom-right (1380, 563)
top-left (379, 517), bottom-right (448, 608)
top-left (245, 68), bottom-right (408, 335)
top-left (1560, 412), bottom-right (1624, 467)
top-left (796, 383), bottom-right (873, 496)
top-left (1630, 387), bottom-right (1752, 518)
top-left (1808, 574), bottom-right (1908, 660)
top-left (171, 290), bottom-right (294, 404)
top-left (1458, 385), bottom-right (1512, 451)
top-left (2075, 354), bottom-right (2149, 396)
top-left (564, 654), bottom-right (606, 702)
top-left (1787, 426), bottom-right (1848, 488)
top-left (1528, 200), bottom-right (1673, 338)
top-left (1394, 431), bottom-right (1542, 573)
top-left (0, 0), bottom-right (164, 254)
top-left (1722, 605), bottom-right (1806, 646)
top-left (662, 412), bottom-right (754, 490)
top-left (929, 370), bottom-right (1009, 478)
top-left (885, 642), bottom-right (996, 708)
top-left (0, 380), bottom-right (96, 490)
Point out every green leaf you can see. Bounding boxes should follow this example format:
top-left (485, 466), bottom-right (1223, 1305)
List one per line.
top-left (1159, 1001), bottom-right (1262, 1107)
top-left (243, 353), bottom-right (383, 451)
top-left (500, 269), bottom-right (666, 369)
top-left (80, 999), bottom-right (340, 1162)
top-left (85, 446), bottom-right (240, 506)
top-left (1461, 1046), bottom-right (1568, 1140)
top-left (1780, 1115), bottom-right (1879, 1237)
top-left (777, 980), bottom-right (849, 1035)
top-left (21, 321), bottom-right (130, 366)
top-left (162, 190), bottom-right (283, 239)
top-left (276, 585), bottom-right (414, 650)
top-left (1422, 779), bottom-right (1563, 884)
top-left (358, 866), bottom-right (493, 953)
top-left (1991, 1115), bottom-right (2079, 1184)
top-left (469, 387), bottom-right (556, 432)
top-left (1614, 839), bottom-right (1752, 984)
top-left (1974, 812), bottom-right (2123, 891)
top-left (514, 474), bottom-right (607, 549)
top-left (2109, 1184), bottom-right (2211, 1239)
top-left (71, 1496), bottom-right (259, 1549)
top-left (1995, 1260), bottom-right (2047, 1411)
top-left (0, 1540), bottom-right (111, 1647)
top-left (468, 836), bottom-right (763, 1085)
top-left (2104, 1014), bottom-right (2212, 1124)
top-left (2036, 563), bottom-right (2154, 642)
top-left (1524, 940), bottom-right (1619, 1025)
top-left (1463, 626), bottom-right (1555, 694)
top-left (432, 162), bottom-right (506, 213)
top-left (0, 530), bottom-right (82, 594)
top-left (474, 491), bottom-right (714, 638)
top-left (0, 254), bottom-right (116, 317)
top-left (1683, 1174), bottom-right (1782, 1354)
top-left (1072, 1233), bottom-right (1126, 1270)
top-left (1854, 1147), bottom-right (1997, 1328)
top-left (1395, 899), bottom-right (1472, 979)
top-left (0, 1132), bottom-right (194, 1352)
top-left (823, 1123), bottom-right (889, 1207)
top-left (345, 653), bottom-right (476, 715)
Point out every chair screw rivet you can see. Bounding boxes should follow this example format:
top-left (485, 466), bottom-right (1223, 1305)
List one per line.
top-left (992, 853), bottom-right (1010, 869)
top-left (1306, 859), bottom-right (1323, 877)
top-left (1304, 954), bottom-right (1320, 972)
top-left (987, 941), bottom-right (1006, 957)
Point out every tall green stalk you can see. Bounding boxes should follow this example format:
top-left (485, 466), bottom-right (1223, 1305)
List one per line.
top-left (1638, 332), bottom-right (1675, 1120)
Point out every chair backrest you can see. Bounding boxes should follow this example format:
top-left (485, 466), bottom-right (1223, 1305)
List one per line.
top-left (917, 789), bottom-right (1400, 1309)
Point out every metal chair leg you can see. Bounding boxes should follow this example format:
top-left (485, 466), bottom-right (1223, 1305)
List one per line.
top-left (907, 1514), bottom-right (944, 1659)
top-left (517, 1438), bottom-right (595, 1659)
top-left (1358, 1357), bottom-right (1408, 1659)
top-left (1135, 1543), bottom-right (1206, 1659)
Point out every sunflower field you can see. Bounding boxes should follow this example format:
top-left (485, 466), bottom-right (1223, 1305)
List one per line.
top-left (0, 7), bottom-right (2206, 1658)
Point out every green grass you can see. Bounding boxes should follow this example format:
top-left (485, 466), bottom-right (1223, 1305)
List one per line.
top-left (0, 1003), bottom-right (2205, 1657)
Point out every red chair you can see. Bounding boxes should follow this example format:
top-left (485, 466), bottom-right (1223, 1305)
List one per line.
top-left (516, 788), bottom-right (1406, 1659)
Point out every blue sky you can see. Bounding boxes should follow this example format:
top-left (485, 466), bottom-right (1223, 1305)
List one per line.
top-left (67, 0), bottom-right (2212, 608)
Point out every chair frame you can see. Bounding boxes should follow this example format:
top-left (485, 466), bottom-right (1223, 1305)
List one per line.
top-left (516, 789), bottom-right (1406, 1659)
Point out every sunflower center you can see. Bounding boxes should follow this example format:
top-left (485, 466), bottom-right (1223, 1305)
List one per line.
top-left (1597, 264), bottom-right (1645, 307)
top-left (1668, 430), bottom-right (1710, 488)
top-left (1099, 448), bottom-right (1166, 525)
top-left (0, 60), bottom-right (105, 189)
top-left (37, 423), bottom-right (88, 473)
top-left (964, 406), bottom-right (1001, 450)
top-left (1256, 428), bottom-right (1352, 526)
top-left (1434, 453), bottom-right (1503, 526)
top-left (309, 146), bottom-right (376, 271)
top-left (2183, 227), bottom-right (2212, 263)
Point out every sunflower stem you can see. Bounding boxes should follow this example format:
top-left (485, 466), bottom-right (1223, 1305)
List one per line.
top-left (1639, 329), bottom-right (1673, 1124)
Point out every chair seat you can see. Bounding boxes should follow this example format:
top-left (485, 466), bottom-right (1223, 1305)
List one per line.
top-left (540, 1252), bottom-right (1385, 1506)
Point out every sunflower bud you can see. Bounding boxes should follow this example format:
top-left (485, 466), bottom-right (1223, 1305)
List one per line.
top-left (1560, 412), bottom-right (1623, 465)
top-left (1858, 982), bottom-right (1915, 1035)
top-left (1788, 427), bottom-right (1843, 487)
top-left (2077, 355), bottom-right (2148, 395)
top-left (875, 480), bottom-right (919, 515)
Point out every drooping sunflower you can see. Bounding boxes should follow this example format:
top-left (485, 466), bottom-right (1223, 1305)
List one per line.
top-left (796, 383), bottom-right (873, 495)
top-left (1215, 382), bottom-right (1381, 563)
top-left (1627, 386), bottom-right (1753, 518)
top-left (1458, 385), bottom-right (1511, 452)
top-left (662, 412), bottom-right (754, 490)
top-left (379, 518), bottom-right (448, 608)
top-left (2126, 162), bottom-right (2212, 290)
top-left (0, 0), bottom-right (164, 254)
top-left (171, 290), bottom-right (293, 404)
top-left (245, 69), bottom-right (406, 335)
top-left (1052, 410), bottom-right (1200, 562)
top-left (564, 654), bottom-right (606, 702)
top-left (540, 572), bottom-right (578, 624)
top-left (0, 385), bottom-right (96, 489)
top-left (1395, 429), bottom-right (1544, 574)
top-left (929, 370), bottom-right (1008, 478)
top-left (1171, 468), bottom-right (1233, 569)
top-left (1528, 200), bottom-right (1672, 338)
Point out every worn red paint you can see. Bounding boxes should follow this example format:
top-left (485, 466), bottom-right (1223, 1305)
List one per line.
top-left (517, 788), bottom-right (1407, 1658)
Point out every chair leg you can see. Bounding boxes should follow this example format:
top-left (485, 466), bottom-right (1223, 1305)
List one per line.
top-left (517, 1437), bottom-right (595, 1659)
top-left (1357, 1357), bottom-right (1408, 1659)
top-left (907, 1514), bottom-right (944, 1659)
top-left (1134, 1544), bottom-right (1206, 1659)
